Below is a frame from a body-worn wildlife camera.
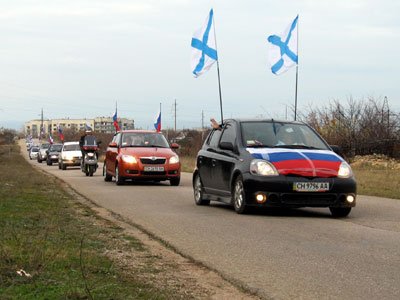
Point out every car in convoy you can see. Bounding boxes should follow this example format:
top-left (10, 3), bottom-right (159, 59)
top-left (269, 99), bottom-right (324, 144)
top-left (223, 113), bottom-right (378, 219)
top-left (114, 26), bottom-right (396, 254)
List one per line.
top-left (37, 143), bottom-right (51, 163)
top-left (29, 146), bottom-right (39, 160)
top-left (103, 130), bottom-right (181, 186)
top-left (46, 143), bottom-right (63, 166)
top-left (58, 141), bottom-right (82, 170)
top-left (193, 119), bottom-right (356, 217)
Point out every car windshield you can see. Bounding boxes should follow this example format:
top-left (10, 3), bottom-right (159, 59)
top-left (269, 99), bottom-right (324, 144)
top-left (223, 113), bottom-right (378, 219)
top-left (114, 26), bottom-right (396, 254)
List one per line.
top-left (121, 132), bottom-right (169, 148)
top-left (41, 144), bottom-right (50, 149)
top-left (63, 144), bottom-right (80, 151)
top-left (241, 121), bottom-right (329, 150)
top-left (49, 144), bottom-right (63, 152)
top-left (31, 147), bottom-right (39, 152)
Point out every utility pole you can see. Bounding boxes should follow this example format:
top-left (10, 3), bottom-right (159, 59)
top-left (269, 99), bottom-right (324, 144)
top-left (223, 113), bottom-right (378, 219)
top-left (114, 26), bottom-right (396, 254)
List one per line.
top-left (201, 110), bottom-right (204, 129)
top-left (174, 99), bottom-right (177, 132)
top-left (40, 108), bottom-right (44, 139)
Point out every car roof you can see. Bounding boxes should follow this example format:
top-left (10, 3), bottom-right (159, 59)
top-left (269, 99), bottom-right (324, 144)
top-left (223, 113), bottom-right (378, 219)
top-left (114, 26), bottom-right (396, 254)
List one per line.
top-left (224, 118), bottom-right (304, 125)
top-left (118, 130), bottom-right (160, 134)
top-left (63, 141), bottom-right (79, 145)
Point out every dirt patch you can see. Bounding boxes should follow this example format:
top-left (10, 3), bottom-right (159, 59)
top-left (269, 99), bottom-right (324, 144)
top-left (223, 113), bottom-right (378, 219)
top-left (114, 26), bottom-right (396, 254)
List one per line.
top-left (351, 154), bottom-right (400, 170)
top-left (62, 183), bottom-right (260, 300)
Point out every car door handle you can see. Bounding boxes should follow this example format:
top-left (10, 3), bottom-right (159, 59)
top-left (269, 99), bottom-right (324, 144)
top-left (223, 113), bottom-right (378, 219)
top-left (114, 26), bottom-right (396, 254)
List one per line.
top-left (212, 159), bottom-right (217, 167)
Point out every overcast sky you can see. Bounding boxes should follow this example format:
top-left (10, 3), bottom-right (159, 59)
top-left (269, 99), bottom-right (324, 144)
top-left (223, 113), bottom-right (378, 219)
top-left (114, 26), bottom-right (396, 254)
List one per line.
top-left (0, 0), bottom-right (399, 130)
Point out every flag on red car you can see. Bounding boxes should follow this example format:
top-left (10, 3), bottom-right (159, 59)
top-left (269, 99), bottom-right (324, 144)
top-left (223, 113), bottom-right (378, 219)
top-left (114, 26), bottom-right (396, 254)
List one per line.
top-left (154, 110), bottom-right (161, 132)
top-left (113, 108), bottom-right (120, 132)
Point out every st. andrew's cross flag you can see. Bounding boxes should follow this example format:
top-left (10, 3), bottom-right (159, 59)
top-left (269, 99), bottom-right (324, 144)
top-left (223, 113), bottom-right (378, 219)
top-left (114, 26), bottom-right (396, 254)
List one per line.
top-left (113, 108), bottom-right (120, 132)
top-left (191, 9), bottom-right (218, 77)
top-left (154, 110), bottom-right (161, 132)
top-left (267, 15), bottom-right (298, 75)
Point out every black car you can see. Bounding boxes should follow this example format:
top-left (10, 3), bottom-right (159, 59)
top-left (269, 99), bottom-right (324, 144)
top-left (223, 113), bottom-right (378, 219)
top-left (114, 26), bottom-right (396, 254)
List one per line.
top-left (46, 143), bottom-right (63, 166)
top-left (193, 119), bottom-right (356, 217)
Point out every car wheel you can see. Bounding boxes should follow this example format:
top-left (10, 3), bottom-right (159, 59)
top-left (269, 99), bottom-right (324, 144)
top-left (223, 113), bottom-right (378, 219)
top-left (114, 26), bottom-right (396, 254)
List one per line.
top-left (115, 165), bottom-right (124, 185)
top-left (62, 164), bottom-right (67, 170)
top-left (103, 162), bottom-right (112, 182)
top-left (232, 176), bottom-right (248, 214)
top-left (170, 177), bottom-right (180, 186)
top-left (47, 160), bottom-right (52, 166)
top-left (193, 173), bottom-right (210, 205)
top-left (329, 207), bottom-right (351, 218)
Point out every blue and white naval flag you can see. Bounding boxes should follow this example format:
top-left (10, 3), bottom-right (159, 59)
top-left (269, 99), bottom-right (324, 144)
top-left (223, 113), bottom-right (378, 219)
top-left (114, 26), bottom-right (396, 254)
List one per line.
top-left (191, 9), bottom-right (218, 77)
top-left (267, 15), bottom-right (298, 75)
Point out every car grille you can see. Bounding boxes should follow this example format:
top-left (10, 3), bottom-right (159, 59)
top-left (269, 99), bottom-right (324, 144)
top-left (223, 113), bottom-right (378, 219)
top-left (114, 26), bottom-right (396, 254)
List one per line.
top-left (281, 193), bottom-right (337, 206)
top-left (140, 157), bottom-right (166, 165)
top-left (141, 171), bottom-right (167, 176)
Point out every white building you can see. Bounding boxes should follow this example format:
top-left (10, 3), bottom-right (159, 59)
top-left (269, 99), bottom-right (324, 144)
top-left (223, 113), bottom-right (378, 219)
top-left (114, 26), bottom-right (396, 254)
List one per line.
top-left (24, 117), bottom-right (134, 137)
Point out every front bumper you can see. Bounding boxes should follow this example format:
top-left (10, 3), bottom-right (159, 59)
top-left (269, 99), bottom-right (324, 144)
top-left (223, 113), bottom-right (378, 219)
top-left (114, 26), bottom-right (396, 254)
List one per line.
top-left (242, 173), bottom-right (357, 208)
top-left (119, 161), bottom-right (181, 181)
top-left (61, 158), bottom-right (82, 166)
top-left (48, 155), bottom-right (59, 162)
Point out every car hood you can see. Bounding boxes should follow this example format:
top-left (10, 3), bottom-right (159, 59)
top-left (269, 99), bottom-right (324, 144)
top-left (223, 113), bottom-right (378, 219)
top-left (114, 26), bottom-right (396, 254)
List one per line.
top-left (247, 148), bottom-right (344, 178)
top-left (120, 147), bottom-right (176, 158)
top-left (49, 151), bottom-right (61, 155)
top-left (62, 150), bottom-right (82, 157)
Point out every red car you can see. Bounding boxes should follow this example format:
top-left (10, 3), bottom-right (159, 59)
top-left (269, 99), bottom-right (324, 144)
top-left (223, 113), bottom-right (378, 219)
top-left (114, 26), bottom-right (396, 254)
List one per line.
top-left (103, 130), bottom-right (181, 186)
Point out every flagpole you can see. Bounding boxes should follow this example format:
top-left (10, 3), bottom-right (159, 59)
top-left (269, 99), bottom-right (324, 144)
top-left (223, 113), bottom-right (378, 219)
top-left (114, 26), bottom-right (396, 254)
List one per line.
top-left (212, 11), bottom-right (224, 125)
top-left (294, 15), bottom-right (299, 121)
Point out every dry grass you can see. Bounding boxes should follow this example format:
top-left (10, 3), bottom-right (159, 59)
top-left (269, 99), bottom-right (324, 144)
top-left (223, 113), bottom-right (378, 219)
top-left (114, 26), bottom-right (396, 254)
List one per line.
top-left (351, 154), bottom-right (400, 200)
top-left (180, 156), bottom-right (196, 173)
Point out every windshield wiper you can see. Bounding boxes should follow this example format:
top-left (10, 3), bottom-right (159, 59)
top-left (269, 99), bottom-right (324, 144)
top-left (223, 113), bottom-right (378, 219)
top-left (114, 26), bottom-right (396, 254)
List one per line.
top-left (247, 144), bottom-right (275, 148)
top-left (276, 145), bottom-right (323, 150)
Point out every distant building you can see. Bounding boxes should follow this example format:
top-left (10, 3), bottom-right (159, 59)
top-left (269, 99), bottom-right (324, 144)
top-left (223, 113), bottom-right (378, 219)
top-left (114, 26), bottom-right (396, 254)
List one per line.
top-left (24, 117), bottom-right (134, 137)
top-left (94, 117), bottom-right (135, 133)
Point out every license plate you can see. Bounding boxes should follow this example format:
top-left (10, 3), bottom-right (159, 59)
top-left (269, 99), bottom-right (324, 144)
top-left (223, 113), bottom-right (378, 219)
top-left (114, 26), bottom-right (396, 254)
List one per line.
top-left (144, 166), bottom-right (164, 172)
top-left (293, 182), bottom-right (329, 192)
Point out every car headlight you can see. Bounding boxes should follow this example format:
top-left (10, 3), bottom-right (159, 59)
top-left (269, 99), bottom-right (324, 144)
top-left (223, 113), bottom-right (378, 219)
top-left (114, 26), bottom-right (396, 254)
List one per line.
top-left (121, 155), bottom-right (137, 164)
top-left (87, 152), bottom-right (95, 158)
top-left (169, 155), bottom-right (179, 164)
top-left (338, 162), bottom-right (352, 178)
top-left (250, 159), bottom-right (279, 176)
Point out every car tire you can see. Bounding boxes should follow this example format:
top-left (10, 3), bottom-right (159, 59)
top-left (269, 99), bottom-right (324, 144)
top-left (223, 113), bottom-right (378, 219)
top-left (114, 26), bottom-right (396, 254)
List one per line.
top-left (329, 207), bottom-right (351, 218)
top-left (47, 160), bottom-right (52, 166)
top-left (170, 177), bottom-right (180, 186)
top-left (232, 176), bottom-right (248, 214)
top-left (58, 163), bottom-right (61, 169)
top-left (103, 163), bottom-right (112, 182)
top-left (193, 173), bottom-right (210, 205)
top-left (115, 165), bottom-right (124, 185)
top-left (62, 164), bottom-right (67, 170)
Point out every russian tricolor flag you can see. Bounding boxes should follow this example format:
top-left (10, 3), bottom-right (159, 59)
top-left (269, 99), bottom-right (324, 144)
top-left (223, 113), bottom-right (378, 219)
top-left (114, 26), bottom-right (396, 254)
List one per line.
top-left (48, 134), bottom-right (54, 144)
top-left (113, 109), bottom-right (120, 132)
top-left (57, 124), bottom-right (64, 142)
top-left (154, 111), bottom-right (161, 132)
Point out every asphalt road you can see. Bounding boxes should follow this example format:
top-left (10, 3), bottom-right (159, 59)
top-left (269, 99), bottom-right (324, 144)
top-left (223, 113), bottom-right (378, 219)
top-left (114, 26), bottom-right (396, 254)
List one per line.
top-left (24, 151), bottom-right (400, 299)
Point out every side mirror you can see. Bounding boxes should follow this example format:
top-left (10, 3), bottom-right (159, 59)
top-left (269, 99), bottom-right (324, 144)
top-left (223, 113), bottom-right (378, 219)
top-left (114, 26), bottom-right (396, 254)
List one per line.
top-left (108, 142), bottom-right (118, 148)
top-left (219, 141), bottom-right (234, 151)
top-left (330, 145), bottom-right (343, 156)
top-left (170, 143), bottom-right (179, 149)
top-left (97, 140), bottom-right (102, 146)
top-left (46, 150), bottom-right (49, 154)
